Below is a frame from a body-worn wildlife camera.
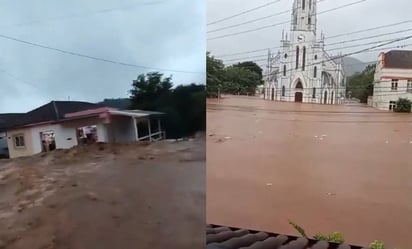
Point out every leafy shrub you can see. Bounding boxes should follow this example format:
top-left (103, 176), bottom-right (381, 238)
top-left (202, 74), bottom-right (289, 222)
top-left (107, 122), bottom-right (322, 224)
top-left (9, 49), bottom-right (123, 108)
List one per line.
top-left (394, 98), bottom-right (412, 113)
top-left (370, 240), bottom-right (385, 249)
top-left (313, 232), bottom-right (344, 244)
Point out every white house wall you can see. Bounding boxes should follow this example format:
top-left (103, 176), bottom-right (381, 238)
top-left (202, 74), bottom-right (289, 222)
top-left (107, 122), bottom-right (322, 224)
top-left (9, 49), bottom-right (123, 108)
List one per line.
top-left (111, 116), bottom-right (136, 143)
top-left (372, 64), bottom-right (412, 110)
top-left (30, 124), bottom-right (78, 154)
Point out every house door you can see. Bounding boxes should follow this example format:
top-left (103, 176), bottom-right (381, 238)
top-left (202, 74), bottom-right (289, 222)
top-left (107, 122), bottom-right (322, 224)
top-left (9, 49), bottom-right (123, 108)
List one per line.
top-left (271, 88), bottom-right (275, 100)
top-left (324, 91), bottom-right (328, 104)
top-left (40, 131), bottom-right (56, 152)
top-left (295, 92), bottom-right (303, 102)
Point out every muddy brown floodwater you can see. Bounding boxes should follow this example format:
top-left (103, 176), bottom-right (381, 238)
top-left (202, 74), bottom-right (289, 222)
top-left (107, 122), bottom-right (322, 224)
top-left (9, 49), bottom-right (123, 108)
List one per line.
top-left (207, 95), bottom-right (412, 249)
top-left (0, 137), bottom-right (205, 249)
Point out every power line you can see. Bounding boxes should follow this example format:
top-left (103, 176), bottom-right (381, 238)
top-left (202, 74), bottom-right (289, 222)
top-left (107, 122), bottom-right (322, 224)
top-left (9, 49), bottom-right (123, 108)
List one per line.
top-left (0, 66), bottom-right (43, 92)
top-left (0, 33), bottom-right (204, 74)
top-left (223, 35), bottom-right (412, 63)
top-left (208, 0), bottom-right (367, 41)
top-left (259, 37), bottom-right (412, 77)
top-left (0, 0), bottom-right (170, 29)
top-left (326, 19), bottom-right (412, 39)
top-left (207, 0), bottom-right (282, 26)
top-left (213, 19), bottom-right (412, 58)
top-left (207, 0), bottom-right (327, 33)
top-left (326, 27), bottom-right (412, 46)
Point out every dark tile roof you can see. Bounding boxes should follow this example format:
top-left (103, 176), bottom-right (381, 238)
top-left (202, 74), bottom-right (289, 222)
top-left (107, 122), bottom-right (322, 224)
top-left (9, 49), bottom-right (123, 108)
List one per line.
top-left (0, 114), bottom-right (26, 132)
top-left (206, 225), bottom-right (369, 249)
top-left (0, 101), bottom-right (103, 131)
top-left (383, 50), bottom-right (412, 69)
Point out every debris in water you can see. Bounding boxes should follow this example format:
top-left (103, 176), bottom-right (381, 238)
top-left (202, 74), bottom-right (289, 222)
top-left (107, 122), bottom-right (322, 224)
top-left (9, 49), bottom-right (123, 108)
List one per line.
top-left (327, 192), bottom-right (336, 196)
top-left (224, 137), bottom-right (232, 140)
top-left (87, 192), bottom-right (99, 201)
top-left (266, 183), bottom-right (273, 186)
top-left (208, 133), bottom-right (215, 137)
top-left (409, 141), bottom-right (412, 144)
top-left (385, 141), bottom-right (389, 144)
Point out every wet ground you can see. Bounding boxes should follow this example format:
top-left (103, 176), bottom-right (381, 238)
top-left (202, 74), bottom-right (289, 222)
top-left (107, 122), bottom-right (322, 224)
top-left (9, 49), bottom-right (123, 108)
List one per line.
top-left (0, 136), bottom-right (205, 249)
top-left (207, 96), bottom-right (412, 248)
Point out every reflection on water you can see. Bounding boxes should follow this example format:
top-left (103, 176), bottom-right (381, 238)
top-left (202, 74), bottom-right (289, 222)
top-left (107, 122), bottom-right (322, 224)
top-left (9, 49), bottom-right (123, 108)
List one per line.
top-left (207, 95), bottom-right (412, 249)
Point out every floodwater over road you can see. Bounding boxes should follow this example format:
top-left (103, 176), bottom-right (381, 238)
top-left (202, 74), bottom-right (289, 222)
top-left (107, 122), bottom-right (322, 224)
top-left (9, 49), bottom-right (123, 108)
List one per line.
top-left (207, 95), bottom-right (412, 248)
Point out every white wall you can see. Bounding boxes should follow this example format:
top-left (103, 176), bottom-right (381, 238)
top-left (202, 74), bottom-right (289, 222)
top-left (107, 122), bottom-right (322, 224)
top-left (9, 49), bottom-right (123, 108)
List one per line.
top-left (29, 124), bottom-right (78, 154)
top-left (96, 123), bottom-right (109, 143)
top-left (111, 116), bottom-right (136, 143)
top-left (372, 66), bottom-right (412, 110)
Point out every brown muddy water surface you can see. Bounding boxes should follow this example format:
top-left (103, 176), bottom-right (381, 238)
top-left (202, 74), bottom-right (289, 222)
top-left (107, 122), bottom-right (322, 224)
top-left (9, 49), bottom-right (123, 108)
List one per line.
top-left (207, 96), bottom-right (412, 248)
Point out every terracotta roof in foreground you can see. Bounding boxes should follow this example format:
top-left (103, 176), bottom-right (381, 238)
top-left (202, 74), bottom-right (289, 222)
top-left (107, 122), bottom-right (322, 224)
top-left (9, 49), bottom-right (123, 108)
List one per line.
top-left (206, 225), bottom-right (371, 249)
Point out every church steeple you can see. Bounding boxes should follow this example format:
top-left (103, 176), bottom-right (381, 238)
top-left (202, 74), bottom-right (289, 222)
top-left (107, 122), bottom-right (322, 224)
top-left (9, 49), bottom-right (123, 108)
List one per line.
top-left (291, 0), bottom-right (317, 33)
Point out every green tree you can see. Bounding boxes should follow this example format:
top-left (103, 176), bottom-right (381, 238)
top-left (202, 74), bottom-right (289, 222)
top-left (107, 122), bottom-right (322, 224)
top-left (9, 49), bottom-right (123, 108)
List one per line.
top-left (394, 98), bottom-right (412, 113)
top-left (129, 72), bottom-right (205, 139)
top-left (346, 64), bottom-right (375, 103)
top-left (206, 52), bottom-right (225, 97)
top-left (222, 66), bottom-right (260, 95)
top-left (129, 72), bottom-right (173, 110)
top-left (233, 61), bottom-right (263, 84)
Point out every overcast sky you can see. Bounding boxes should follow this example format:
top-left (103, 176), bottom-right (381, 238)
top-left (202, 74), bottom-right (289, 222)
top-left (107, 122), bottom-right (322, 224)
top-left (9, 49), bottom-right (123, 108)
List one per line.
top-left (0, 0), bottom-right (205, 113)
top-left (208, 0), bottom-right (412, 68)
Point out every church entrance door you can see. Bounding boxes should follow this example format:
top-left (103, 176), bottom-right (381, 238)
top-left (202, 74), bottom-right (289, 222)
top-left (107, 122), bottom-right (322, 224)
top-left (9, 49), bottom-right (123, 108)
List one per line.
top-left (295, 92), bottom-right (303, 102)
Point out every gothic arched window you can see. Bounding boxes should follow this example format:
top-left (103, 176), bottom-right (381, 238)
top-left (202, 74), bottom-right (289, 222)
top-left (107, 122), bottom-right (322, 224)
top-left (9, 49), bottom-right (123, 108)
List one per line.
top-left (309, 0), bottom-right (312, 9)
top-left (302, 46), bottom-right (306, 71)
top-left (283, 65), bottom-right (287, 76)
top-left (296, 46), bottom-right (300, 69)
top-left (314, 66), bottom-right (318, 78)
top-left (282, 86), bottom-right (286, 97)
top-left (302, 0), bottom-right (305, 10)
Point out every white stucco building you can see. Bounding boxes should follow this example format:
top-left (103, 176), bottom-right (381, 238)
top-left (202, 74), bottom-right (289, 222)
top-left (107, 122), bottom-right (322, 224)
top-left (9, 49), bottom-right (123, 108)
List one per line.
top-left (370, 50), bottom-right (412, 111)
top-left (264, 0), bottom-right (346, 104)
top-left (0, 101), bottom-right (165, 159)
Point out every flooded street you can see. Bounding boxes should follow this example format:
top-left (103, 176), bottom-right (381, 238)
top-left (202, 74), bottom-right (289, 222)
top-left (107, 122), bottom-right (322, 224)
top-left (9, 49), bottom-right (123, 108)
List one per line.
top-left (207, 95), bottom-right (412, 248)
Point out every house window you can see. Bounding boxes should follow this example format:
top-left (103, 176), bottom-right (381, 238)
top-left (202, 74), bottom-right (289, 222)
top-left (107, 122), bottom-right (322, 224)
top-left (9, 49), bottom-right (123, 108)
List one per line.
top-left (407, 80), bottom-right (412, 93)
top-left (302, 0), bottom-right (305, 10)
top-left (284, 53), bottom-right (288, 59)
top-left (391, 79), bottom-right (398, 91)
top-left (308, 17), bottom-right (312, 25)
top-left (312, 87), bottom-right (316, 98)
top-left (13, 134), bottom-right (25, 148)
top-left (283, 65), bottom-right (287, 76)
top-left (313, 66), bottom-right (317, 78)
top-left (309, 0), bottom-right (312, 8)
top-left (282, 86), bottom-right (286, 97)
top-left (389, 101), bottom-right (396, 111)
top-left (296, 46), bottom-right (300, 69)
top-left (314, 55), bottom-right (318, 60)
top-left (302, 46), bottom-right (306, 71)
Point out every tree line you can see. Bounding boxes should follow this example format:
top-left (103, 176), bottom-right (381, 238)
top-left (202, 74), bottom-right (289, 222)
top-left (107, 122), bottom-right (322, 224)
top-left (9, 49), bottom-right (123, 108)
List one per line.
top-left (102, 72), bottom-right (205, 139)
top-left (207, 52), bottom-right (264, 97)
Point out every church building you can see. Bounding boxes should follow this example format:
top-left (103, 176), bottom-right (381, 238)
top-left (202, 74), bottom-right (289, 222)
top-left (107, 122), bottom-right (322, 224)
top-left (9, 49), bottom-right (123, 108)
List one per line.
top-left (264, 0), bottom-right (346, 104)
